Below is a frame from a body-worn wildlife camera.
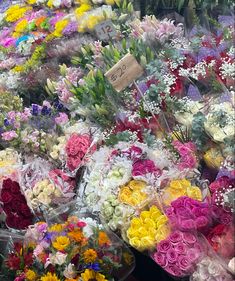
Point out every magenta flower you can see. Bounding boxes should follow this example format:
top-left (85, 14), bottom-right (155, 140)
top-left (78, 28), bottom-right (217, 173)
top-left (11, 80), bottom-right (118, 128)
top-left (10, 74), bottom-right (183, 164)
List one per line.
top-left (157, 239), bottom-right (172, 253)
top-left (132, 159), bottom-right (161, 177)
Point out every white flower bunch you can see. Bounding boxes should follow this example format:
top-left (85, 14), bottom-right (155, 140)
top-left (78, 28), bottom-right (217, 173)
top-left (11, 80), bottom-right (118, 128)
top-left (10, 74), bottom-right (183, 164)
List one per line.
top-left (25, 178), bottom-right (62, 209)
top-left (174, 97), bottom-right (203, 127)
top-left (190, 256), bottom-right (233, 281)
top-left (204, 102), bottom-right (235, 142)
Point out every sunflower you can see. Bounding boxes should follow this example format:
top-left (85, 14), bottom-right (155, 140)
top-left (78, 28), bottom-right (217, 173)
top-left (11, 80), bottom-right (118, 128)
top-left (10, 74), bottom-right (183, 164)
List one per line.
top-left (81, 269), bottom-right (107, 281)
top-left (40, 272), bottom-right (60, 281)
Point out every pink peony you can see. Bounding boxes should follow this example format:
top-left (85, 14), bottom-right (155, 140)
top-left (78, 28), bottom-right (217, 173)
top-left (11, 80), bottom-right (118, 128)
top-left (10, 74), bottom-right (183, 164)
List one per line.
top-left (1, 130), bottom-right (18, 141)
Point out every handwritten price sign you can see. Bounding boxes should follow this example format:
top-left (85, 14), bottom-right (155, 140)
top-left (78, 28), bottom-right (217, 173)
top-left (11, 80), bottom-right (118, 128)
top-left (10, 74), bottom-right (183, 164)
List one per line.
top-left (105, 53), bottom-right (144, 92)
top-left (95, 20), bottom-right (117, 41)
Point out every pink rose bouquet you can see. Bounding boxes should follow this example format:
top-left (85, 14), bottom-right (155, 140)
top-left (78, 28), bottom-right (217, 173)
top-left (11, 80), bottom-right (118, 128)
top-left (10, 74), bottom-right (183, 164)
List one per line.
top-left (166, 196), bottom-right (212, 233)
top-left (172, 140), bottom-right (198, 171)
top-left (152, 230), bottom-right (204, 277)
top-left (65, 133), bottom-right (96, 172)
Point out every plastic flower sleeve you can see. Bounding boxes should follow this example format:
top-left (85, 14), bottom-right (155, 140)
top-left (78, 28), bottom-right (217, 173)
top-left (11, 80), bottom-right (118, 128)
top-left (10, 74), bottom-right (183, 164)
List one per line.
top-left (190, 237), bottom-right (234, 281)
top-left (0, 229), bottom-right (25, 280)
top-left (0, 175), bottom-right (34, 230)
top-left (30, 200), bottom-right (135, 281)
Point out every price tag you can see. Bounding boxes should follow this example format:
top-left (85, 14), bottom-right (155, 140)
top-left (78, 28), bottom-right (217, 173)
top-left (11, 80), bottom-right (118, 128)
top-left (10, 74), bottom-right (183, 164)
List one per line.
top-left (105, 53), bottom-right (144, 92)
top-left (95, 20), bottom-right (117, 41)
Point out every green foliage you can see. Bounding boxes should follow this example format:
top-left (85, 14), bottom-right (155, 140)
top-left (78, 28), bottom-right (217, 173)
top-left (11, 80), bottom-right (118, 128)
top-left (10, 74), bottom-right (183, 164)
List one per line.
top-left (191, 112), bottom-right (209, 150)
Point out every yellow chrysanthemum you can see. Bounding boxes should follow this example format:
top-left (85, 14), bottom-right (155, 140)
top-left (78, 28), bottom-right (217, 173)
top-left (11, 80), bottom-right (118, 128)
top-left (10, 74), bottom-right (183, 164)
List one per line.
top-left (48, 224), bottom-right (64, 232)
top-left (40, 272), bottom-right (60, 281)
top-left (52, 236), bottom-right (70, 251)
top-left (5, 5), bottom-right (31, 23)
top-left (53, 19), bottom-right (69, 37)
top-left (81, 269), bottom-right (107, 281)
top-left (14, 19), bottom-right (28, 33)
top-left (187, 186), bottom-right (202, 201)
top-left (75, 4), bottom-right (92, 18)
top-left (25, 269), bottom-right (37, 281)
top-left (83, 248), bottom-right (98, 263)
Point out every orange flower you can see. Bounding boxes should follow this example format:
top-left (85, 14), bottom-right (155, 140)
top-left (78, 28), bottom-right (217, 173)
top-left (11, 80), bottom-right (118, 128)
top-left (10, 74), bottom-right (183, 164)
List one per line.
top-left (68, 230), bottom-right (84, 243)
top-left (98, 232), bottom-right (110, 246)
top-left (83, 249), bottom-right (97, 263)
top-left (35, 16), bottom-right (46, 27)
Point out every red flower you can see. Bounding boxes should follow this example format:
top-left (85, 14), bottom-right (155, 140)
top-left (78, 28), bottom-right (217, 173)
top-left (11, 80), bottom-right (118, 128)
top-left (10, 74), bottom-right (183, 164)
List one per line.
top-left (0, 190), bottom-right (13, 203)
top-left (5, 253), bottom-right (21, 270)
top-left (19, 203), bottom-right (32, 217)
top-left (10, 181), bottom-right (21, 194)
top-left (2, 178), bottom-right (13, 191)
top-left (13, 242), bottom-right (23, 254)
top-left (24, 252), bottom-right (33, 266)
top-left (170, 78), bottom-right (184, 96)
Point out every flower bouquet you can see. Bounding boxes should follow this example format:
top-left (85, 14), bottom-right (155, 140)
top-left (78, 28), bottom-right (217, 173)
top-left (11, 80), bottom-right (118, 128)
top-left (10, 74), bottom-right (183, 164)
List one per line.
top-left (1, 209), bottom-right (135, 281)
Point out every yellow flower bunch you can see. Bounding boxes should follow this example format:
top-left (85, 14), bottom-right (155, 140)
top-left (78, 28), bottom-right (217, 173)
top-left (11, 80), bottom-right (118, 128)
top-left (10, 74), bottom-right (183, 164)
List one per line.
top-left (53, 19), bottom-right (69, 37)
top-left (203, 147), bottom-right (224, 169)
top-left (127, 205), bottom-right (170, 251)
top-left (5, 5), bottom-right (32, 23)
top-left (75, 4), bottom-right (92, 19)
top-left (12, 19), bottom-right (29, 38)
top-left (162, 179), bottom-right (202, 206)
top-left (48, 223), bottom-right (64, 233)
top-left (27, 0), bottom-right (37, 4)
top-left (119, 180), bottom-right (148, 207)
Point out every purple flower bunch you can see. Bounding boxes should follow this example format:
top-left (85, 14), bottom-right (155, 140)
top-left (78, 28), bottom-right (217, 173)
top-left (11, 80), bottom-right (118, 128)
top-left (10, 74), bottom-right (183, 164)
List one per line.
top-left (152, 230), bottom-right (204, 277)
top-left (166, 196), bottom-right (211, 232)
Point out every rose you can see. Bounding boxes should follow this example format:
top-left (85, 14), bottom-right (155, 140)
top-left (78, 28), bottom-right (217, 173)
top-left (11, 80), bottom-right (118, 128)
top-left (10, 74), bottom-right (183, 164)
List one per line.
top-left (166, 264), bottom-right (183, 277)
top-left (153, 252), bottom-right (168, 267)
top-left (182, 232), bottom-right (197, 244)
top-left (176, 206), bottom-right (190, 218)
top-left (169, 230), bottom-right (182, 244)
top-left (186, 248), bottom-right (201, 262)
top-left (178, 255), bottom-right (192, 272)
top-left (10, 181), bottom-right (21, 194)
top-left (220, 213), bottom-right (232, 225)
top-left (195, 216), bottom-right (209, 229)
top-left (175, 242), bottom-right (187, 254)
top-left (208, 261), bottom-right (221, 276)
top-left (2, 178), bottom-right (13, 191)
top-left (18, 218), bottom-right (32, 229)
top-left (19, 203), bottom-right (32, 217)
top-left (180, 219), bottom-right (196, 231)
top-left (157, 239), bottom-right (172, 253)
top-left (171, 197), bottom-right (184, 209)
top-left (166, 248), bottom-right (178, 263)
top-left (1, 190), bottom-right (13, 203)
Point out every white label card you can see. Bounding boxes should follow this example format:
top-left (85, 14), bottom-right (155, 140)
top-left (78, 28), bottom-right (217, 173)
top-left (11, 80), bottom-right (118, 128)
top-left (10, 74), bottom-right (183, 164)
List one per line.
top-left (95, 20), bottom-right (117, 41)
